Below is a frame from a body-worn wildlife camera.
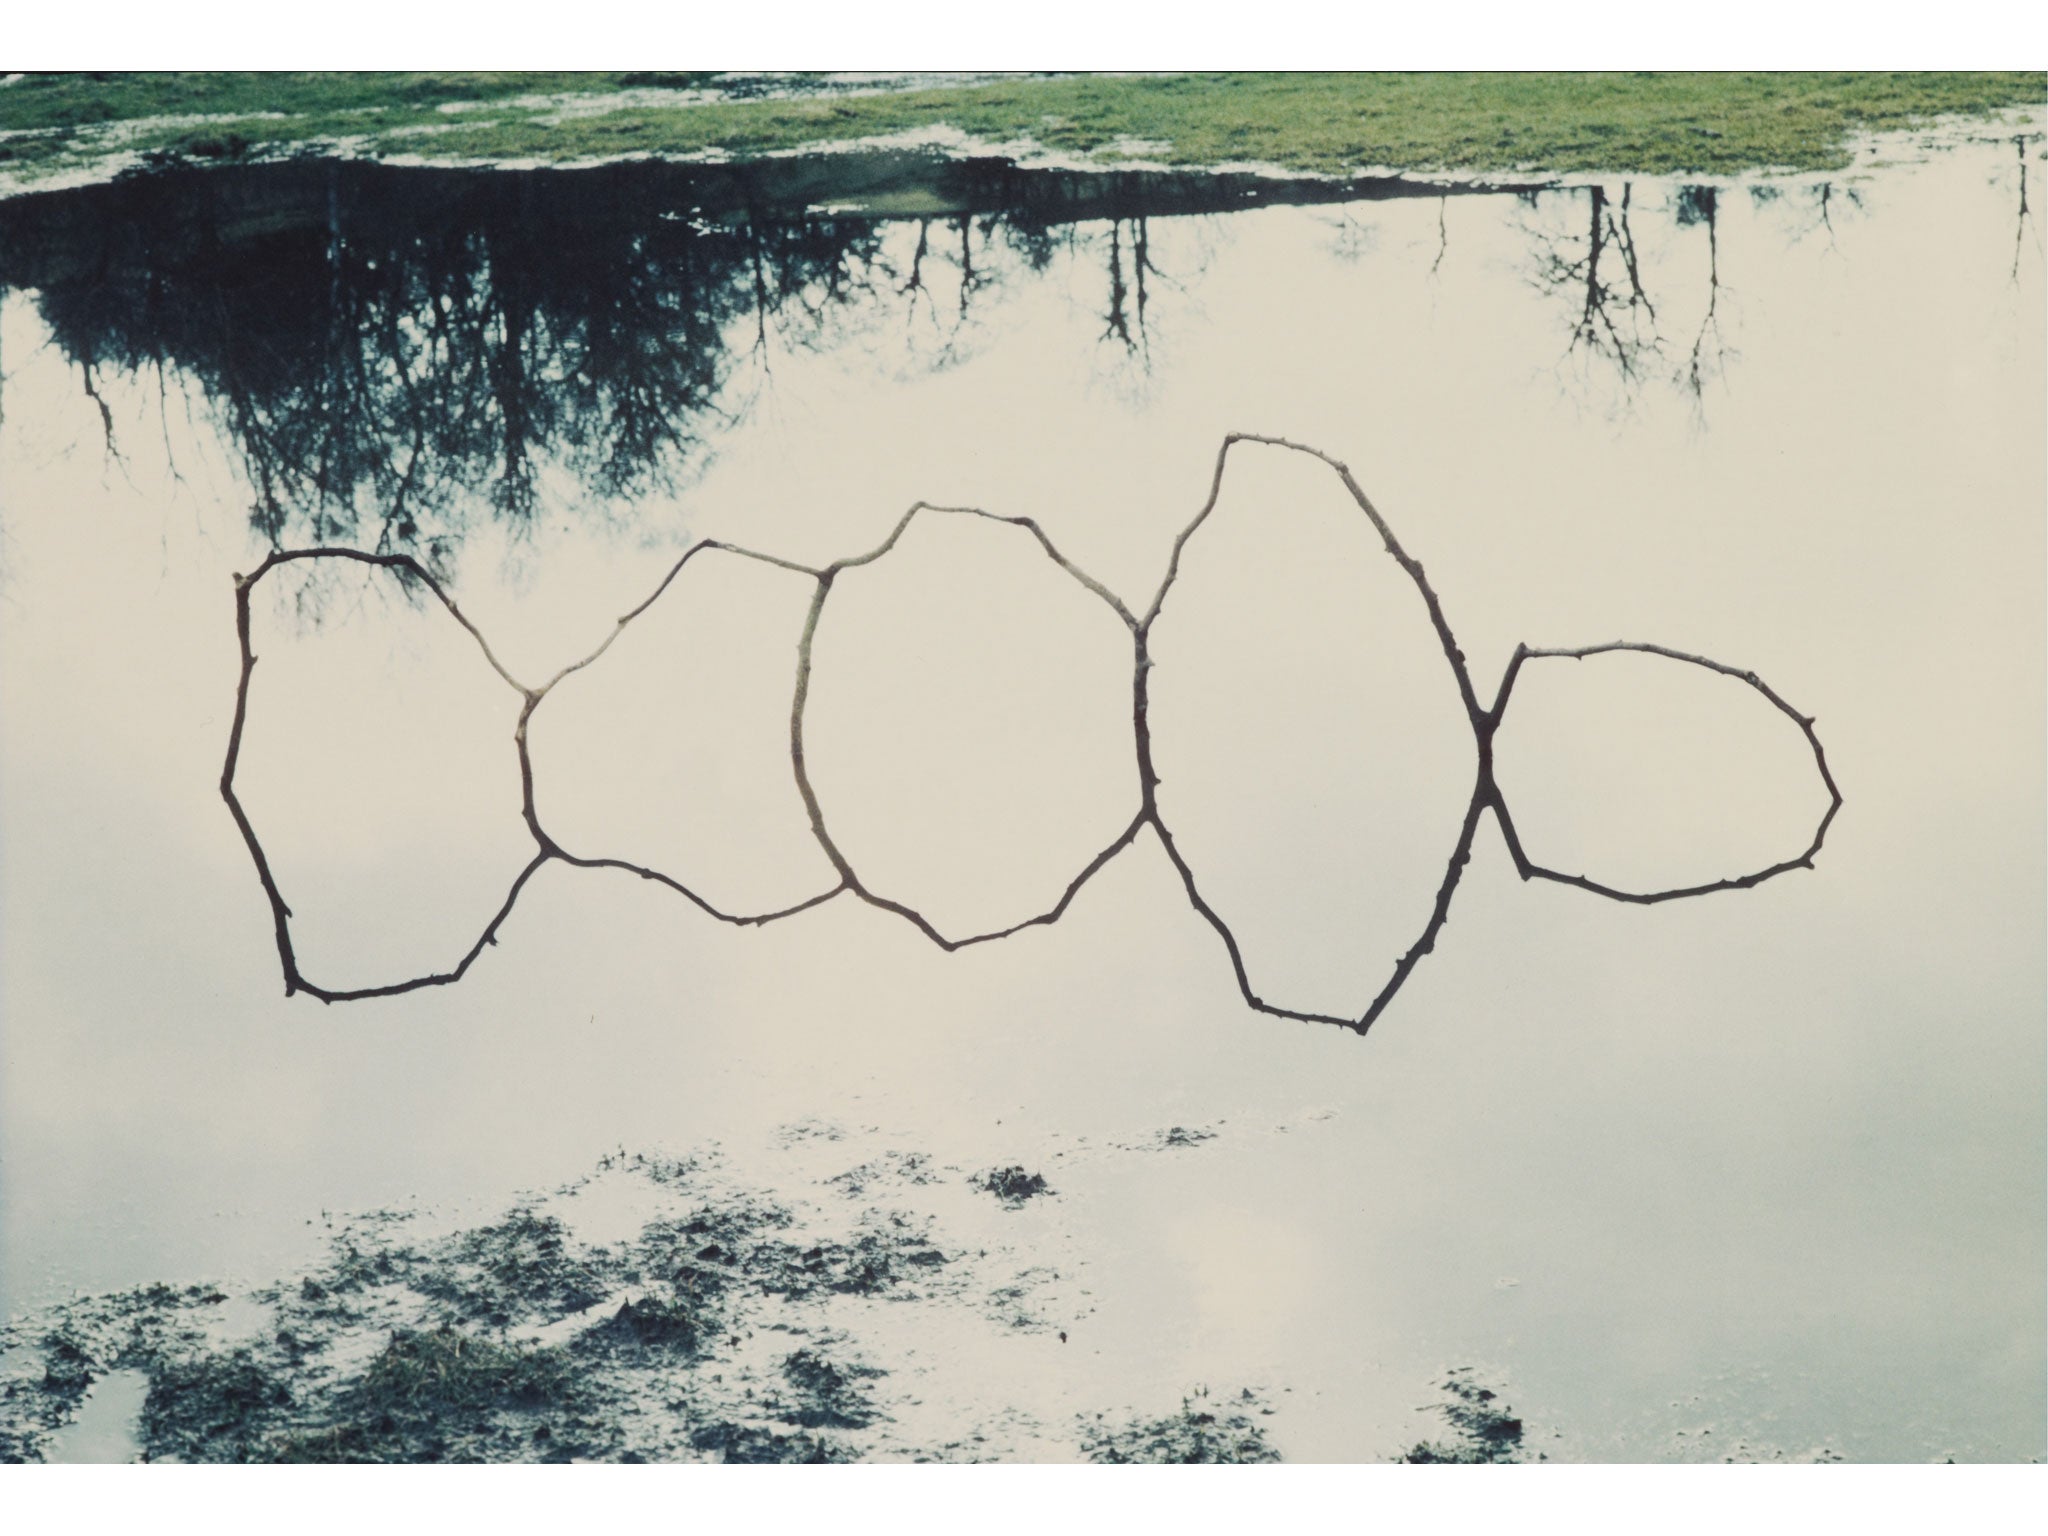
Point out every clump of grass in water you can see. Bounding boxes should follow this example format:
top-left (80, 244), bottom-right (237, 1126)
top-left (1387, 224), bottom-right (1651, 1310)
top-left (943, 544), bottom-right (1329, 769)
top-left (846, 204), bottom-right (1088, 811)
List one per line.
top-left (414, 1208), bottom-right (612, 1327)
top-left (973, 1166), bottom-right (1052, 1206)
top-left (776, 1348), bottom-right (883, 1430)
top-left (255, 1327), bottom-right (606, 1463)
top-left (36, 1331), bottom-right (96, 1403)
top-left (0, 1285), bottom-right (224, 1461)
top-left (2, 1151), bottom-right (1310, 1463)
top-left (1081, 1386), bottom-right (1281, 1464)
top-left (687, 1420), bottom-right (855, 1464)
top-left (1398, 1368), bottom-right (1535, 1464)
top-left (644, 1201), bottom-right (949, 1301)
top-left (0, 1153), bottom-right (971, 1461)
top-left (143, 1348), bottom-right (296, 1462)
top-left (577, 1295), bottom-right (709, 1355)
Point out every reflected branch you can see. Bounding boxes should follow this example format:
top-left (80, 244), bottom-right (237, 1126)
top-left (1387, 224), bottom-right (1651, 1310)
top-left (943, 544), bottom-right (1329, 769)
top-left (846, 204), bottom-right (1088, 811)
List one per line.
top-left (1100, 220), bottom-right (1151, 360)
top-left (2015, 135), bottom-right (2036, 285)
top-left (1610, 185), bottom-right (1656, 323)
top-left (1139, 434), bottom-right (1488, 1034)
top-left (1805, 181), bottom-right (1859, 257)
top-left (222, 546), bottom-right (541, 1002)
top-left (224, 438), bottom-right (1840, 1035)
top-left (9, 163), bottom-right (897, 561)
top-left (1526, 184), bottom-right (1664, 394)
top-left (77, 357), bottom-right (118, 460)
top-left (1485, 640), bottom-right (1843, 903)
top-left (1677, 186), bottom-right (1729, 406)
top-left (893, 218), bottom-right (938, 328)
top-left (789, 502), bottom-right (1144, 951)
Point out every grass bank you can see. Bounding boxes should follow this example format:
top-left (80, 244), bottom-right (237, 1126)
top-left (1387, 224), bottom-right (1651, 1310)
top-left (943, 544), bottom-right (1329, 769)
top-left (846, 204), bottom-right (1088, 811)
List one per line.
top-left (1, 72), bottom-right (2041, 192)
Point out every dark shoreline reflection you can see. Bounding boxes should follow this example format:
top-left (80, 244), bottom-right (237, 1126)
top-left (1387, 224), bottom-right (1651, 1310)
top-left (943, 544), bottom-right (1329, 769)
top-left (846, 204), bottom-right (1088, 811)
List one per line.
top-left (0, 154), bottom-right (1545, 561)
top-left (9, 147), bottom-right (2011, 558)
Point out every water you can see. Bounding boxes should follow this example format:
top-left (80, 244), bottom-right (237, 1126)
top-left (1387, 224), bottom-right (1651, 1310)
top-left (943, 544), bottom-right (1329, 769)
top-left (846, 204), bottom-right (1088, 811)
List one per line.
top-left (42, 1369), bottom-right (146, 1464)
top-left (0, 127), bottom-right (2041, 1461)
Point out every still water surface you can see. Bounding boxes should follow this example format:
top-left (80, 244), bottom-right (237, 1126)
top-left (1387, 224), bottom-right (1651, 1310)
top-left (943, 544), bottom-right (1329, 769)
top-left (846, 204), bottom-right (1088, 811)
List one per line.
top-left (0, 128), bottom-right (2041, 1460)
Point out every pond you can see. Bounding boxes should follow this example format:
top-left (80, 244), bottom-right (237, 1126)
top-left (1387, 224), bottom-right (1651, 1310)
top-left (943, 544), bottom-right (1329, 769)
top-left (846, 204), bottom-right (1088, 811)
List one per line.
top-left (0, 125), bottom-right (2041, 1462)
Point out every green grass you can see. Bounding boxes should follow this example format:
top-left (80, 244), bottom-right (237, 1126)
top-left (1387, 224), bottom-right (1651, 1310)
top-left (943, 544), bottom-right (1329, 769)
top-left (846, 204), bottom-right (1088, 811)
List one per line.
top-left (0, 71), bottom-right (715, 132)
top-left (1, 72), bottom-right (2040, 189)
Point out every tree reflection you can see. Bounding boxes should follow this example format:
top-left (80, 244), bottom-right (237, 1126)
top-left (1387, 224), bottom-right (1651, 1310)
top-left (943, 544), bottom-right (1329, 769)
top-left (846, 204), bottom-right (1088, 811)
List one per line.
top-left (1793, 180), bottom-right (1863, 256)
top-left (1674, 184), bottom-right (1730, 408)
top-left (1099, 218), bottom-right (1157, 358)
top-left (19, 149), bottom-right (1983, 555)
top-left (0, 160), bottom-right (1267, 557)
top-left (880, 212), bottom-right (1009, 368)
top-left (2013, 134), bottom-right (2036, 284)
top-left (1520, 180), bottom-right (1747, 416)
top-left (2, 164), bottom-right (896, 563)
top-left (1526, 183), bottom-right (1663, 393)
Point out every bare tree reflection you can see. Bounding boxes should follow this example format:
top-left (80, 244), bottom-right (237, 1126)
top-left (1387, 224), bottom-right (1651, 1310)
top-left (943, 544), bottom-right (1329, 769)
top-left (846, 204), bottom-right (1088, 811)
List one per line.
top-left (2013, 135), bottom-right (2036, 284)
top-left (1675, 185), bottom-right (1731, 408)
top-left (1526, 184), bottom-right (1663, 395)
top-left (1099, 218), bottom-right (1157, 359)
top-left (1322, 204), bottom-right (1379, 265)
top-left (1, 156), bottom-right (1587, 564)
top-left (1740, 178), bottom-right (1864, 263)
top-left (0, 159), bottom-right (1280, 541)
top-left (880, 212), bottom-right (1025, 371)
top-left (1, 164), bottom-right (897, 565)
top-left (1518, 180), bottom-right (1761, 417)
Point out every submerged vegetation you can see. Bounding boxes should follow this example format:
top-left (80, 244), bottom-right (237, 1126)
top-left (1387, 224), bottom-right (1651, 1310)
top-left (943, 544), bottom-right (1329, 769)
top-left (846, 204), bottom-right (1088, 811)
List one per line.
top-left (0, 1140), bottom-right (1251, 1463)
top-left (1, 72), bottom-right (2041, 190)
top-left (1080, 1387), bottom-right (1282, 1464)
top-left (973, 1167), bottom-right (1054, 1207)
top-left (1, 1137), bottom-right (1862, 1463)
top-left (0, 1154), bottom-right (943, 1461)
top-left (1398, 1368), bottom-right (1535, 1464)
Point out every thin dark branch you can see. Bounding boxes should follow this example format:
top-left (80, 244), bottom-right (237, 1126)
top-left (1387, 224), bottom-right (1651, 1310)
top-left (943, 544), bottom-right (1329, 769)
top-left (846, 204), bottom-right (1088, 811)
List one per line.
top-left (224, 438), bottom-right (1842, 1036)
top-left (554, 853), bottom-right (848, 927)
top-left (78, 358), bottom-right (119, 460)
top-left (1486, 640), bottom-right (1842, 903)
top-left (1679, 186), bottom-right (1730, 408)
top-left (220, 548), bottom-right (544, 1000)
top-left (1608, 184), bottom-right (1657, 323)
top-left (284, 854), bottom-right (554, 1005)
top-left (1138, 434), bottom-right (1485, 1033)
top-left (789, 502), bottom-right (1142, 948)
top-left (2015, 135), bottom-right (2035, 286)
